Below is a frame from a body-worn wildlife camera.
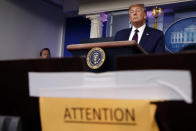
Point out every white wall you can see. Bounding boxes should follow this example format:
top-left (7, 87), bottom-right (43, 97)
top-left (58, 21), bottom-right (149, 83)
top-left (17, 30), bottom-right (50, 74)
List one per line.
top-left (0, 0), bottom-right (64, 60)
top-left (78, 0), bottom-right (192, 14)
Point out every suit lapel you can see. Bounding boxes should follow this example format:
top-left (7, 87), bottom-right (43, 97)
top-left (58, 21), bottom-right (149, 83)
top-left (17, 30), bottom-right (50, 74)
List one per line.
top-left (139, 26), bottom-right (150, 47)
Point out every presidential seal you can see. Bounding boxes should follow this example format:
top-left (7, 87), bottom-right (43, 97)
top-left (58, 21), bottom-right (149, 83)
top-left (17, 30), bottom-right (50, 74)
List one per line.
top-left (86, 47), bottom-right (106, 69)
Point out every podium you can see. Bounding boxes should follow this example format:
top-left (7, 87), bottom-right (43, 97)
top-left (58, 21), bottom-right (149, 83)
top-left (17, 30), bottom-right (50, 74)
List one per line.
top-left (67, 40), bottom-right (147, 72)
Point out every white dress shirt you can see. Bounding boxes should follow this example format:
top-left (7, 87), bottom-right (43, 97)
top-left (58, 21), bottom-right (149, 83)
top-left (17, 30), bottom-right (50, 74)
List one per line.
top-left (128, 24), bottom-right (146, 44)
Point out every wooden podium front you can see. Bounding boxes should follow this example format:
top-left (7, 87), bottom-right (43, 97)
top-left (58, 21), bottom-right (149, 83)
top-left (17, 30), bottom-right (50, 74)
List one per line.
top-left (67, 40), bottom-right (147, 72)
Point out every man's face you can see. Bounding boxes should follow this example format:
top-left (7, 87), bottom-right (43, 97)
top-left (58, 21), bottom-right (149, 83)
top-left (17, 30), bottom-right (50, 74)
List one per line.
top-left (41, 50), bottom-right (50, 59)
top-left (129, 6), bottom-right (146, 27)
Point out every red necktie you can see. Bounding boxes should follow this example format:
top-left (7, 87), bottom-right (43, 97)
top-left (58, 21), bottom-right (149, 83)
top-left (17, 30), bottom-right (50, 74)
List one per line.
top-left (132, 29), bottom-right (139, 43)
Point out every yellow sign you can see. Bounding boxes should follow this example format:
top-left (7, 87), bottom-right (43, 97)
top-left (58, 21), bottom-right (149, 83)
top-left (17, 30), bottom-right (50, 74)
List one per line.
top-left (39, 98), bottom-right (159, 131)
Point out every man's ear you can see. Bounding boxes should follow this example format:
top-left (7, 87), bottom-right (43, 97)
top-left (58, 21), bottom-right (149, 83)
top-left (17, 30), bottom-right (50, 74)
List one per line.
top-left (144, 14), bottom-right (147, 20)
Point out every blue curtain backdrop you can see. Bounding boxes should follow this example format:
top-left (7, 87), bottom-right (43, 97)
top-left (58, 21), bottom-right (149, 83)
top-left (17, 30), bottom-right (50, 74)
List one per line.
top-left (64, 16), bottom-right (107, 57)
top-left (64, 16), bottom-right (91, 57)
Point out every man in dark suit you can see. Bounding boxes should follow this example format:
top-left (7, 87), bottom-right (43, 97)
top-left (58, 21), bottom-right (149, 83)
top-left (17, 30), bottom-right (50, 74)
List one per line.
top-left (114, 4), bottom-right (165, 53)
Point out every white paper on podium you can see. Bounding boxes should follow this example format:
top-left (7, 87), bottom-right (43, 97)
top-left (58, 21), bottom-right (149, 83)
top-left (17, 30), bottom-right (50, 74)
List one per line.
top-left (28, 70), bottom-right (192, 103)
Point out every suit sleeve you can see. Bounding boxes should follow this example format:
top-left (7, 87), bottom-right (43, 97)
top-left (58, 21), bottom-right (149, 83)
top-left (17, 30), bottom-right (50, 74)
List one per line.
top-left (114, 30), bottom-right (123, 41)
top-left (154, 32), bottom-right (166, 53)
top-left (114, 29), bottom-right (130, 41)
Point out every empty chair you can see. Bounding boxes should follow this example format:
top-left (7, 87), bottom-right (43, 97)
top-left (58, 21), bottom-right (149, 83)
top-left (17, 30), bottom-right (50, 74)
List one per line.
top-left (0, 116), bottom-right (22, 131)
top-left (6, 117), bottom-right (22, 131)
top-left (0, 116), bottom-right (6, 131)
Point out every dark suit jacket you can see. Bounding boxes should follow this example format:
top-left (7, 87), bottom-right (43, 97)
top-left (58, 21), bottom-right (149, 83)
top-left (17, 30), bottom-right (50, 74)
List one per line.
top-left (114, 26), bottom-right (165, 53)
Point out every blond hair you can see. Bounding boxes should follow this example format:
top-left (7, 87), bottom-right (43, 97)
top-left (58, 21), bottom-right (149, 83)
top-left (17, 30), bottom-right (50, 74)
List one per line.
top-left (129, 4), bottom-right (146, 14)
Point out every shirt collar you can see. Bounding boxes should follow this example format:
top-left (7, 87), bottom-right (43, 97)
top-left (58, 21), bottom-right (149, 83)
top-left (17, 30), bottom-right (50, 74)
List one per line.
top-left (132, 24), bottom-right (146, 33)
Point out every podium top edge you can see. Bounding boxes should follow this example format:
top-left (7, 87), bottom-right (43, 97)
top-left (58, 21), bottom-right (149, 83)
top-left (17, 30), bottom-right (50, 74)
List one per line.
top-left (67, 41), bottom-right (137, 50)
top-left (66, 40), bottom-right (147, 54)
